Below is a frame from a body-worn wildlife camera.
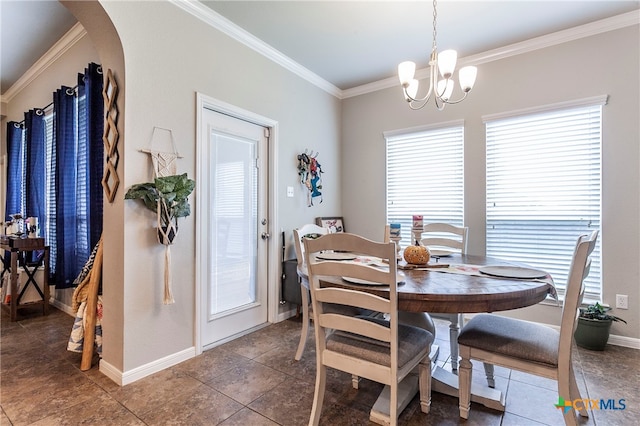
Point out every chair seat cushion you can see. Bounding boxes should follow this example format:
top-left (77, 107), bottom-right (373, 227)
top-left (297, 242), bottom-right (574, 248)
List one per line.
top-left (457, 314), bottom-right (559, 367)
top-left (327, 317), bottom-right (433, 368)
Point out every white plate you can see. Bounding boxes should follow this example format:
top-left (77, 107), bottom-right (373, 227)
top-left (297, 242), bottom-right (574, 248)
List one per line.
top-left (316, 252), bottom-right (357, 261)
top-left (342, 275), bottom-right (405, 286)
top-left (429, 249), bottom-right (454, 257)
top-left (479, 266), bottom-right (548, 279)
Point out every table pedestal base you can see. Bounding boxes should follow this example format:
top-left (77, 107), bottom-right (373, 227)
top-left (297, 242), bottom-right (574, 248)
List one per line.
top-left (370, 374), bottom-right (419, 425)
top-left (431, 366), bottom-right (505, 411)
top-left (369, 345), bottom-right (438, 425)
top-left (369, 344), bottom-right (505, 424)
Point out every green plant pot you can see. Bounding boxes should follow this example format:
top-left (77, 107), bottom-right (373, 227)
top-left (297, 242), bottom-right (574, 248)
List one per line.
top-left (574, 317), bottom-right (612, 351)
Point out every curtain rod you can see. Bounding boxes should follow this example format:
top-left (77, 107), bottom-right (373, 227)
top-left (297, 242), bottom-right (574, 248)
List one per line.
top-left (13, 85), bottom-right (79, 127)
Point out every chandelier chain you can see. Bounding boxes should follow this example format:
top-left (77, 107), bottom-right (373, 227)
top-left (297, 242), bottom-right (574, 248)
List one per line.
top-left (432, 0), bottom-right (438, 53)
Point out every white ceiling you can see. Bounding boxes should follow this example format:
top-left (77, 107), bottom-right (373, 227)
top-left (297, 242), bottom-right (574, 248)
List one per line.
top-left (202, 0), bottom-right (639, 90)
top-left (2, 1), bottom-right (639, 95)
top-left (0, 1), bottom-right (78, 94)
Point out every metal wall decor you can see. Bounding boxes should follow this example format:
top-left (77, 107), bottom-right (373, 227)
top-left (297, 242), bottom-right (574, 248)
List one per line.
top-left (297, 149), bottom-right (323, 207)
top-left (101, 68), bottom-right (120, 203)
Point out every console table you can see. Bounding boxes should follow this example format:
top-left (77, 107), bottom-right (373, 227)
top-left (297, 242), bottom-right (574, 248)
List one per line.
top-left (0, 236), bottom-right (50, 321)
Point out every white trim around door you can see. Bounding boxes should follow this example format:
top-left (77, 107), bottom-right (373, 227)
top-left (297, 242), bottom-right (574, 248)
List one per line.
top-left (195, 93), bottom-right (280, 355)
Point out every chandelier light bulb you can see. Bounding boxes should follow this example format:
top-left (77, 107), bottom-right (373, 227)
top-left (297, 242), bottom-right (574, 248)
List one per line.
top-left (406, 79), bottom-right (420, 100)
top-left (398, 61), bottom-right (417, 87)
top-left (458, 66), bottom-right (478, 92)
top-left (437, 49), bottom-right (457, 79)
top-left (437, 79), bottom-right (454, 101)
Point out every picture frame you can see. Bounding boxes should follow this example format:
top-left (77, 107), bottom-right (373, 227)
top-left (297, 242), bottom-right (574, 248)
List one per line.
top-left (315, 216), bottom-right (345, 233)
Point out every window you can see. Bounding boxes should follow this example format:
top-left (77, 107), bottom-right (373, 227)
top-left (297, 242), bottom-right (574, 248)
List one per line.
top-left (485, 97), bottom-right (605, 300)
top-left (5, 63), bottom-right (103, 288)
top-left (385, 121), bottom-right (464, 245)
top-left (42, 92), bottom-right (91, 275)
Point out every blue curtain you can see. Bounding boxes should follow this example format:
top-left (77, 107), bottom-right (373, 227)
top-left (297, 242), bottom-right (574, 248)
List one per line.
top-left (24, 109), bottom-right (47, 228)
top-left (4, 122), bottom-right (24, 222)
top-left (3, 122), bottom-right (24, 266)
top-left (78, 63), bottom-right (104, 253)
top-left (53, 87), bottom-right (78, 287)
top-left (51, 63), bottom-right (104, 288)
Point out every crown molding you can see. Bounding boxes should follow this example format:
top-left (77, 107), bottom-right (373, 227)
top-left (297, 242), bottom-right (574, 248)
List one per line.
top-left (342, 10), bottom-right (640, 99)
top-left (1, 23), bottom-right (87, 103)
top-left (170, 0), bottom-right (342, 98)
top-left (4, 6), bottom-right (636, 104)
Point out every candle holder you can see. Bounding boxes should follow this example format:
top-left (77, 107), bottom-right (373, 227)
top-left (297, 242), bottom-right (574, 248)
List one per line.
top-left (26, 217), bottom-right (39, 238)
top-left (389, 223), bottom-right (402, 259)
top-left (390, 236), bottom-right (402, 259)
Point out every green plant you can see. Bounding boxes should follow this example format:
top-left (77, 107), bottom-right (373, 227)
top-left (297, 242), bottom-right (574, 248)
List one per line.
top-left (124, 173), bottom-right (195, 228)
top-left (579, 302), bottom-right (627, 323)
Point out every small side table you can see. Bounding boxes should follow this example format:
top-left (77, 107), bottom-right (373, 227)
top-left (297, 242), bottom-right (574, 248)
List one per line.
top-left (0, 236), bottom-right (50, 321)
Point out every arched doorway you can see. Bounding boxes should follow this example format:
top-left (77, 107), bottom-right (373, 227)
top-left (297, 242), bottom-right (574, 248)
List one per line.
top-left (61, 0), bottom-right (126, 380)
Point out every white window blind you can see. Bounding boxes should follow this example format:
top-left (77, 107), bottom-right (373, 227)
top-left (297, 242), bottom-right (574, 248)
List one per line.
top-left (385, 124), bottom-right (464, 245)
top-left (44, 111), bottom-right (56, 272)
top-left (76, 92), bottom-right (90, 271)
top-left (485, 103), bottom-right (602, 300)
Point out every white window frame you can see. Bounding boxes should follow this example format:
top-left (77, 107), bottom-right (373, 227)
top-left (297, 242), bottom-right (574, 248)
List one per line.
top-left (384, 120), bottom-right (465, 246)
top-left (484, 96), bottom-right (606, 301)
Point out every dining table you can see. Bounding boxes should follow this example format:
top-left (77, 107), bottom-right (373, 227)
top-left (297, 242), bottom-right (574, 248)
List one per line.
top-left (318, 252), bottom-right (556, 424)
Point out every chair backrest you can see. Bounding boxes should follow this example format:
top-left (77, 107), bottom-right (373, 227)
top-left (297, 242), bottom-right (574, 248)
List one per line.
top-left (414, 222), bottom-right (468, 254)
top-left (304, 233), bottom-right (400, 371)
top-left (293, 224), bottom-right (329, 268)
top-left (559, 230), bottom-right (599, 362)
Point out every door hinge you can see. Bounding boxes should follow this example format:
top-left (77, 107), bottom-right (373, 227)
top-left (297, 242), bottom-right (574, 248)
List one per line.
top-left (264, 128), bottom-right (270, 138)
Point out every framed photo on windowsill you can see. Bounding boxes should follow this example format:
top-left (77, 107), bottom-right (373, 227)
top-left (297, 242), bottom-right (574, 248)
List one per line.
top-left (315, 217), bottom-right (345, 233)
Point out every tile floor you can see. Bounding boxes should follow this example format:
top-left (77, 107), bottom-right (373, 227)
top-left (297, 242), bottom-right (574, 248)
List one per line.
top-left (1, 307), bottom-right (638, 425)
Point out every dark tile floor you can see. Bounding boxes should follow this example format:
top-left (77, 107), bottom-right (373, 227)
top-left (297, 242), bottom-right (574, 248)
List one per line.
top-left (1, 307), bottom-right (638, 425)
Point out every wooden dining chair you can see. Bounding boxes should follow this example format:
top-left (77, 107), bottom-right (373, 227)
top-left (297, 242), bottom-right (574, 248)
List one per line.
top-left (292, 224), bottom-right (329, 361)
top-left (293, 224), bottom-right (372, 374)
top-left (304, 233), bottom-right (433, 426)
top-left (413, 222), bottom-right (468, 372)
top-left (457, 230), bottom-right (598, 425)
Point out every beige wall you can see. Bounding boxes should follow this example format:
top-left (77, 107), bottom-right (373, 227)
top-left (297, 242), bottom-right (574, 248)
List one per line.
top-left (98, 1), bottom-right (342, 372)
top-left (342, 25), bottom-right (640, 339)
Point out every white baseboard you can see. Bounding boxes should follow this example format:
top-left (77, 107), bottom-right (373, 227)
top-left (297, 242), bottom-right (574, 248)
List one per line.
top-left (100, 309), bottom-right (298, 385)
top-left (607, 334), bottom-right (640, 350)
top-left (49, 297), bottom-right (74, 316)
top-left (277, 306), bottom-right (298, 322)
top-left (99, 347), bottom-right (196, 386)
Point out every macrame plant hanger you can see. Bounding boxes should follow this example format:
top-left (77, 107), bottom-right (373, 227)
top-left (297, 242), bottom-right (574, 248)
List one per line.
top-left (140, 127), bottom-right (183, 304)
top-left (141, 126), bottom-right (182, 178)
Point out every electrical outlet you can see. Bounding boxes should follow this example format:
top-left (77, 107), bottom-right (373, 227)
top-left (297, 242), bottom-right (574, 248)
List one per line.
top-left (615, 294), bottom-right (628, 310)
top-left (286, 186), bottom-right (294, 198)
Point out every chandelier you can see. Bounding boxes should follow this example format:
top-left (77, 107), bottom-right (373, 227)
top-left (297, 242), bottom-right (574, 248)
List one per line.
top-left (398, 0), bottom-right (477, 110)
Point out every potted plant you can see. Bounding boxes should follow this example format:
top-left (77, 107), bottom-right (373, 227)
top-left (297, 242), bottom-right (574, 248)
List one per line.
top-left (124, 173), bottom-right (195, 244)
top-left (124, 173), bottom-right (195, 305)
top-left (574, 302), bottom-right (626, 351)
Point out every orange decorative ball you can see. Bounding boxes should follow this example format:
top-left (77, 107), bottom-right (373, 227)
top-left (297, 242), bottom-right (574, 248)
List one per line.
top-left (403, 241), bottom-right (430, 265)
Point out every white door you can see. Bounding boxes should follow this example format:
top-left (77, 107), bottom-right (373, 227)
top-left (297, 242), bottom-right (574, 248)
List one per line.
top-left (199, 108), bottom-right (269, 348)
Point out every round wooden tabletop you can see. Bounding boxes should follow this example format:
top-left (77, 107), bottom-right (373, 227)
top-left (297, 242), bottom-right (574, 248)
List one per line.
top-left (320, 254), bottom-right (554, 314)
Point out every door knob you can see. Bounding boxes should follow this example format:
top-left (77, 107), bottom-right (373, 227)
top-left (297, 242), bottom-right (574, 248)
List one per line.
top-left (261, 232), bottom-right (270, 240)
